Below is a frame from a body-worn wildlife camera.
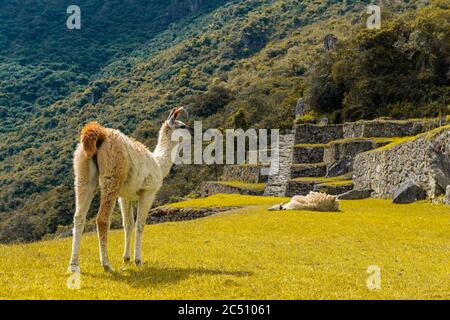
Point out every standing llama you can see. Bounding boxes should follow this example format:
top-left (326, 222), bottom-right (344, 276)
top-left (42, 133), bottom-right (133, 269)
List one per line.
top-left (68, 107), bottom-right (191, 273)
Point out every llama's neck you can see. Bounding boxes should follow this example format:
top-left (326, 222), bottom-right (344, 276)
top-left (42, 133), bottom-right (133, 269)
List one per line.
top-left (153, 124), bottom-right (176, 178)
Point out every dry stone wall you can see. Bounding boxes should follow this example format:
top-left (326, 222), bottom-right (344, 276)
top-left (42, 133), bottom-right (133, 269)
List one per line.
top-left (343, 119), bottom-right (446, 138)
top-left (222, 165), bottom-right (268, 183)
top-left (353, 127), bottom-right (450, 198)
top-left (295, 124), bottom-right (343, 144)
top-left (201, 182), bottom-right (264, 197)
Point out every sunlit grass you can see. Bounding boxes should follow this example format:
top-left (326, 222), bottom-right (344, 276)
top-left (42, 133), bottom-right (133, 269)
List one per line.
top-left (169, 194), bottom-right (287, 208)
top-left (370, 124), bottom-right (450, 152)
top-left (215, 180), bottom-right (266, 192)
top-left (290, 175), bottom-right (351, 184)
top-left (0, 195), bottom-right (448, 299)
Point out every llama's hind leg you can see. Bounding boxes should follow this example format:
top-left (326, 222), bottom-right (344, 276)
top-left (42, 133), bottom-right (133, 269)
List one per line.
top-left (134, 192), bottom-right (155, 266)
top-left (119, 198), bottom-right (134, 263)
top-left (96, 188), bottom-right (118, 272)
top-left (68, 148), bottom-right (98, 273)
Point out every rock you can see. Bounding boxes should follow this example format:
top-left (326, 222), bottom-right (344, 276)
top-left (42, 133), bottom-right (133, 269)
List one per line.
top-left (338, 189), bottom-right (373, 200)
top-left (326, 157), bottom-right (353, 177)
top-left (147, 206), bottom-right (239, 224)
top-left (445, 186), bottom-right (450, 205)
top-left (318, 117), bottom-right (329, 126)
top-left (429, 142), bottom-right (450, 191)
top-left (392, 179), bottom-right (426, 204)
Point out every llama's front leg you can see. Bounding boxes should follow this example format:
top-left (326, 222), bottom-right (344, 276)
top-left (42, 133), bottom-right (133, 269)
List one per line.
top-left (134, 192), bottom-right (155, 266)
top-left (119, 198), bottom-right (134, 263)
top-left (96, 192), bottom-right (117, 272)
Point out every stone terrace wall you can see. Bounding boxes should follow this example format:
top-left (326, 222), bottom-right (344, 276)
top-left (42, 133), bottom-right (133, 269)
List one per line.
top-left (323, 139), bottom-right (374, 165)
top-left (343, 119), bottom-right (445, 138)
top-left (222, 165), bottom-right (268, 183)
top-left (353, 127), bottom-right (450, 198)
top-left (295, 124), bottom-right (343, 144)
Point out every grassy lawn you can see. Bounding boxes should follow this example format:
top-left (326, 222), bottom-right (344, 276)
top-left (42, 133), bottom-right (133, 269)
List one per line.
top-left (290, 175), bottom-right (353, 186)
top-left (215, 181), bottom-right (267, 192)
top-left (0, 195), bottom-right (448, 300)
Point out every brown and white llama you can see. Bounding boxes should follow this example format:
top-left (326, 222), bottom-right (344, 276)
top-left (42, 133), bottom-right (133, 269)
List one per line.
top-left (68, 107), bottom-right (191, 273)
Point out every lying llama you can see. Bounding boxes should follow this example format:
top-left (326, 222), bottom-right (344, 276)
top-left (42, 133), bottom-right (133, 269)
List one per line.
top-left (268, 191), bottom-right (340, 212)
top-left (68, 107), bottom-right (191, 273)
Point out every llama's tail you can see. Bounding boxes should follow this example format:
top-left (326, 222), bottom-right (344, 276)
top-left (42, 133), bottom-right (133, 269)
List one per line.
top-left (80, 122), bottom-right (107, 158)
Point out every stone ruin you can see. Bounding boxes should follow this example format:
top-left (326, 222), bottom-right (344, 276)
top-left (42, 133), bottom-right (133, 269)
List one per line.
top-left (201, 117), bottom-right (450, 205)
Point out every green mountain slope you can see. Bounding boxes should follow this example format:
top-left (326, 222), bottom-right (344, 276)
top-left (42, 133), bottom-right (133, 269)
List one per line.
top-left (0, 0), bottom-right (446, 243)
top-left (0, 0), bottom-right (230, 132)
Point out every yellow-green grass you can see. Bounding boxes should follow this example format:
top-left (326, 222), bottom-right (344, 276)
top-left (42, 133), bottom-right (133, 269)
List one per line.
top-left (318, 180), bottom-right (353, 187)
top-left (0, 195), bottom-right (449, 300)
top-left (295, 143), bottom-right (326, 148)
top-left (327, 137), bottom-right (395, 146)
top-left (215, 180), bottom-right (266, 192)
top-left (168, 194), bottom-right (286, 208)
top-left (352, 117), bottom-right (445, 124)
top-left (295, 137), bottom-right (397, 150)
top-left (291, 162), bottom-right (325, 168)
top-left (290, 175), bottom-right (351, 184)
top-left (370, 124), bottom-right (450, 153)
top-left (238, 163), bottom-right (269, 167)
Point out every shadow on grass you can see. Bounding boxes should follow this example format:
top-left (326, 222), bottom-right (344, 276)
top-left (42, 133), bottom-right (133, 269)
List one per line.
top-left (85, 264), bottom-right (252, 288)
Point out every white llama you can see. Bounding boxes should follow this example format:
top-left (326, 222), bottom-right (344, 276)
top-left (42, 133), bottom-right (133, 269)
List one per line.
top-left (268, 191), bottom-right (340, 212)
top-left (68, 107), bottom-right (191, 273)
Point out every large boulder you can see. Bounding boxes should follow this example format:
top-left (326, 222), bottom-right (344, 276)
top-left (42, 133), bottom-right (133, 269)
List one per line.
top-left (429, 142), bottom-right (450, 192)
top-left (338, 189), bottom-right (373, 200)
top-left (393, 179), bottom-right (426, 204)
top-left (445, 186), bottom-right (450, 205)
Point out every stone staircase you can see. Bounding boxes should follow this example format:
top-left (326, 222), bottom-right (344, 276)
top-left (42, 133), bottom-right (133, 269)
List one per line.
top-left (263, 132), bottom-right (295, 196)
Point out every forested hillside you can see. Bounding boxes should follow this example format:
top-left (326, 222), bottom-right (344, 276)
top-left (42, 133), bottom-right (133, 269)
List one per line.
top-left (0, 0), bottom-right (448, 243)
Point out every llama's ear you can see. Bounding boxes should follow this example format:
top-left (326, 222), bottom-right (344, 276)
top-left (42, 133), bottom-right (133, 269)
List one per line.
top-left (173, 106), bottom-right (187, 120)
top-left (167, 107), bottom-right (177, 125)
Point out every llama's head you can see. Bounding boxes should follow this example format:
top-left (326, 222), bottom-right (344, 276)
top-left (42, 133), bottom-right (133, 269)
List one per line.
top-left (164, 107), bottom-right (192, 134)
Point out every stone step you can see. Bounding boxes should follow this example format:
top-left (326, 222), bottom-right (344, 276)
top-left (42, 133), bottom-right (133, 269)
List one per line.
top-left (285, 174), bottom-right (353, 197)
top-left (201, 181), bottom-right (266, 197)
top-left (290, 163), bottom-right (326, 178)
top-left (222, 164), bottom-right (269, 183)
top-left (293, 144), bottom-right (325, 164)
top-left (314, 181), bottom-right (354, 195)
